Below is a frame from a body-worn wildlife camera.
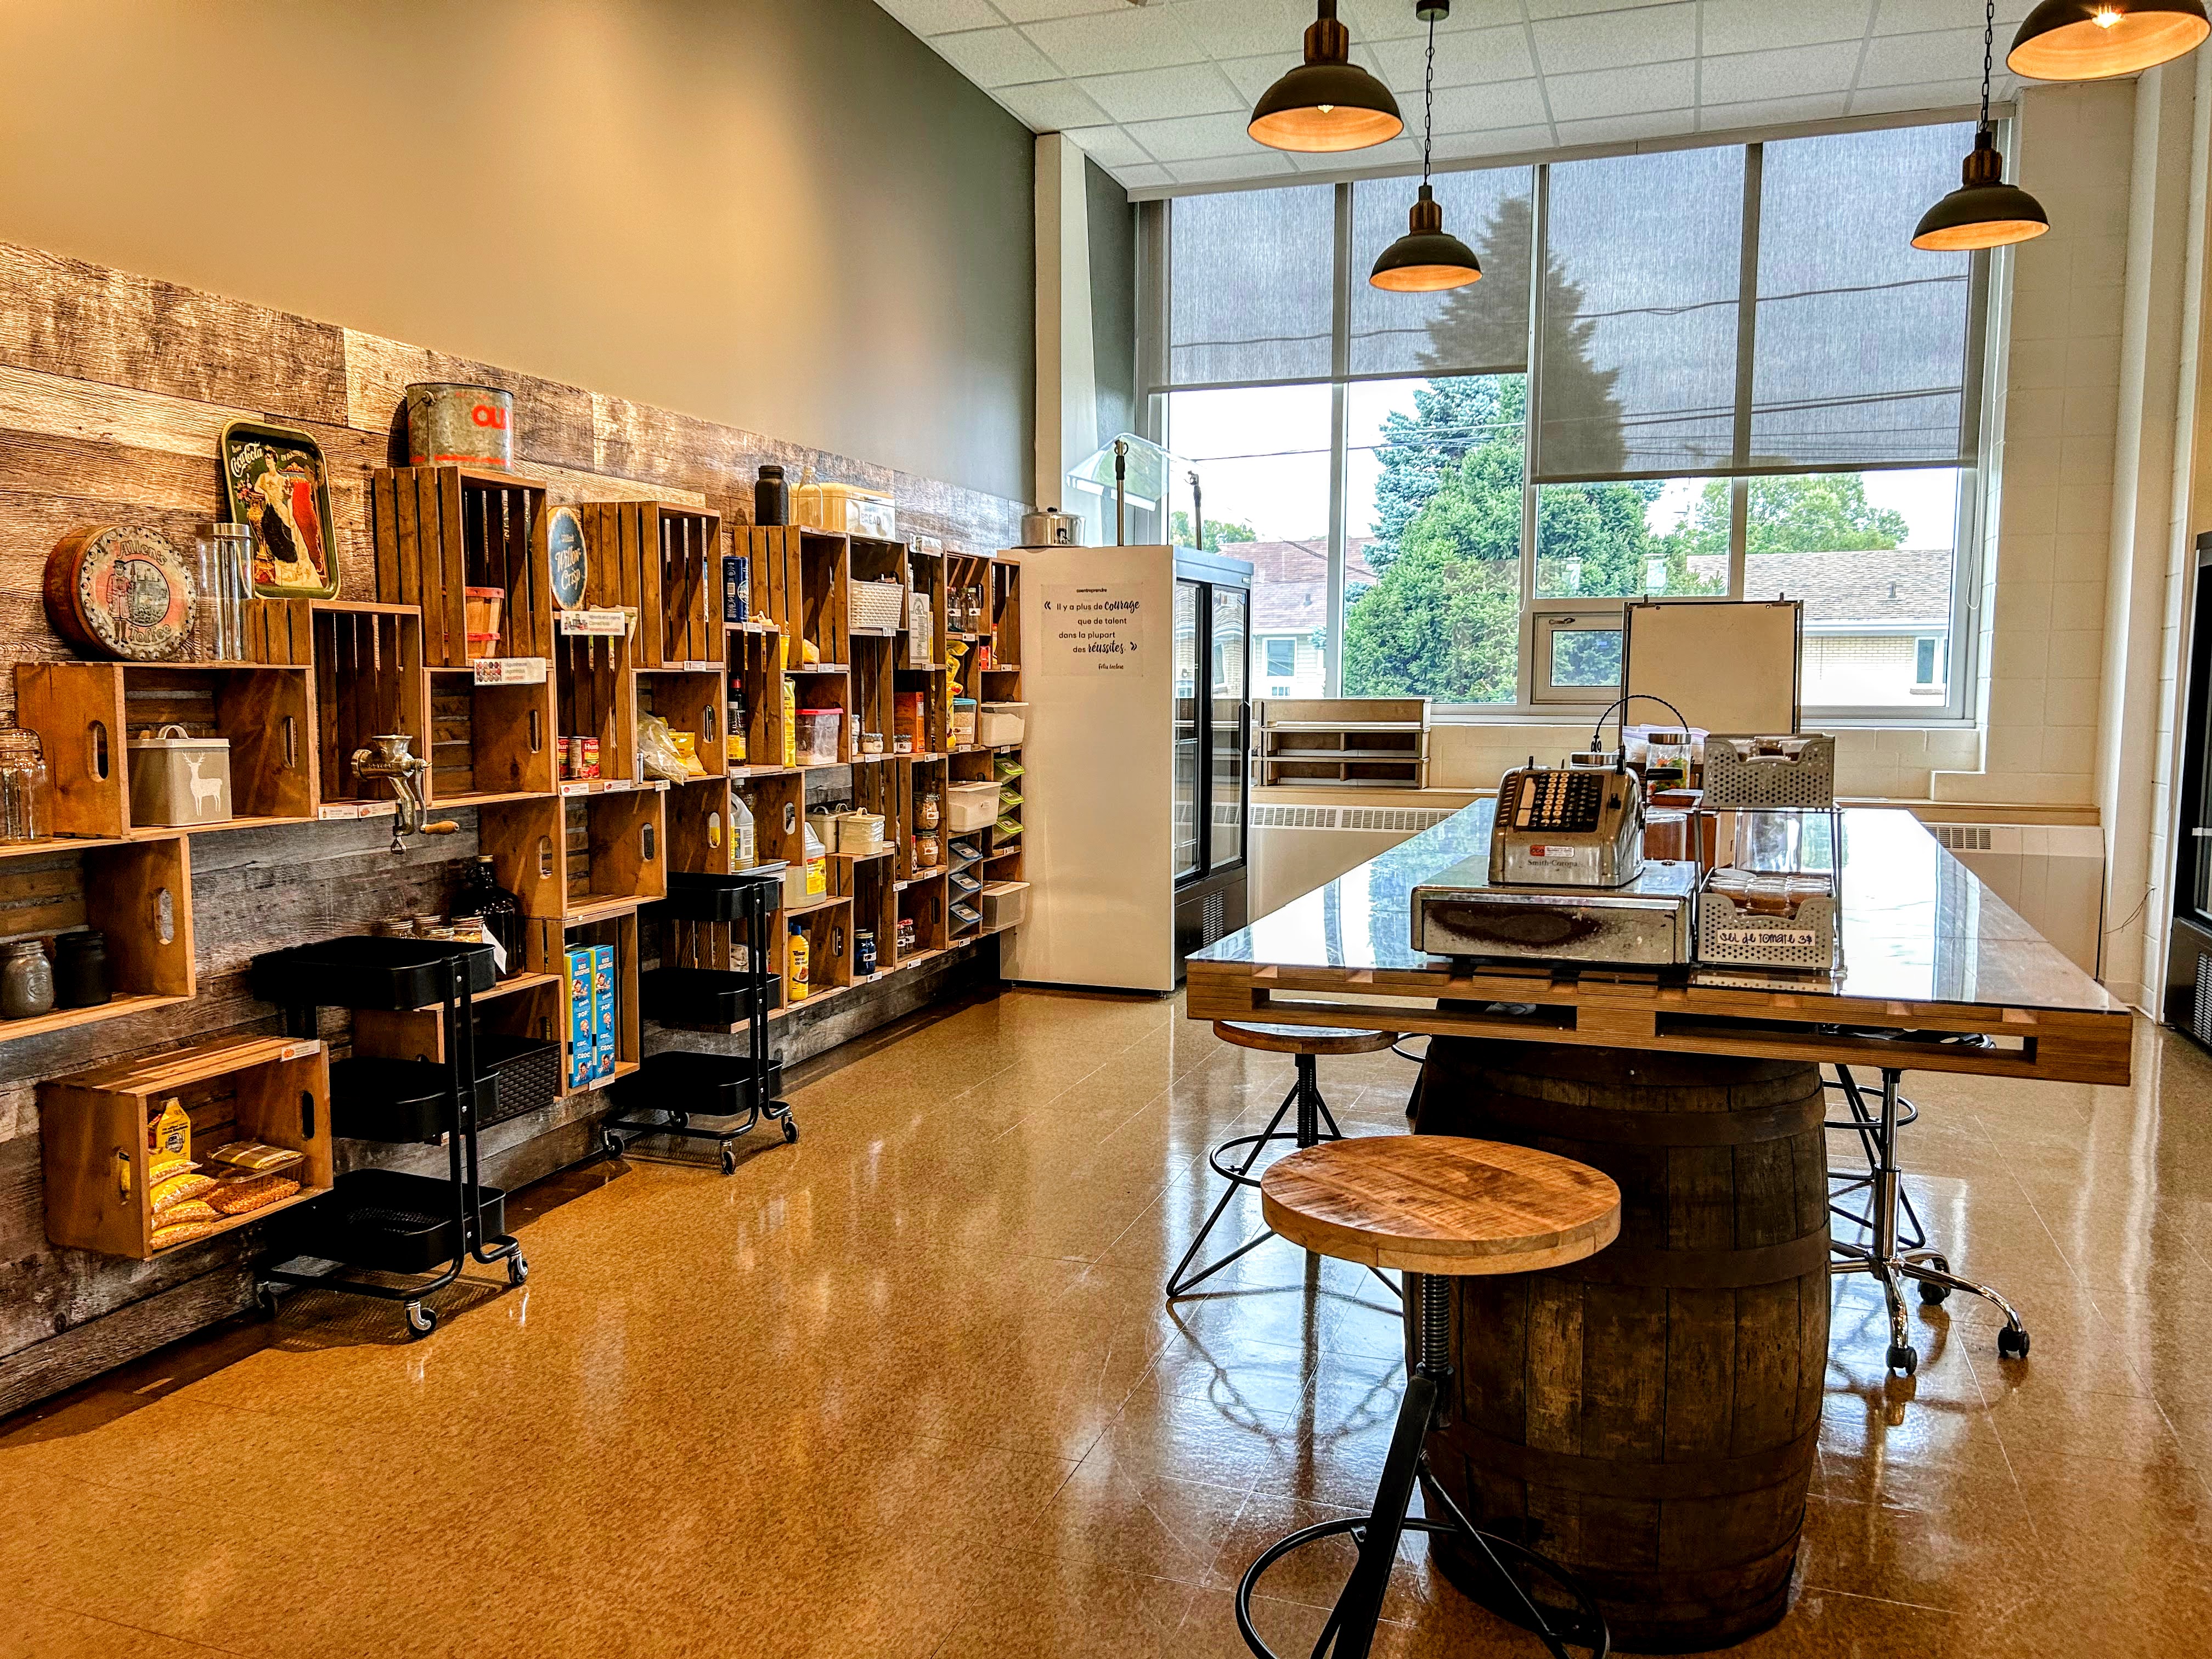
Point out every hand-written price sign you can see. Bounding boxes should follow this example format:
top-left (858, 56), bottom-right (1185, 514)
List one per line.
top-left (1041, 583), bottom-right (1147, 675)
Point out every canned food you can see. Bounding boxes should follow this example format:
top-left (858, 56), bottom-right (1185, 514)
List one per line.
top-left (580, 736), bottom-right (601, 779)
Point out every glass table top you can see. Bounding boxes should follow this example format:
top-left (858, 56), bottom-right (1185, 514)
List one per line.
top-left (1192, 799), bottom-right (2120, 1015)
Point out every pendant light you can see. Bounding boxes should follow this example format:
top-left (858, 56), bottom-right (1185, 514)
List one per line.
top-left (2008, 0), bottom-right (2209, 80)
top-left (1912, 0), bottom-right (2050, 252)
top-left (1370, 2), bottom-right (1481, 291)
top-left (1248, 0), bottom-right (1403, 154)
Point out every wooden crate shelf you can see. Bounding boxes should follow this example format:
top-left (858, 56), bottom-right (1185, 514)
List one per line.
top-left (309, 604), bottom-right (429, 812)
top-left (39, 1034), bottom-right (331, 1259)
top-left (579, 501), bottom-right (721, 669)
top-left (522, 908), bottom-right (641, 1089)
top-left (556, 630), bottom-right (637, 785)
top-left (371, 465), bottom-right (552, 667)
top-left (425, 664), bottom-right (558, 805)
top-left (1259, 698), bottom-right (1430, 789)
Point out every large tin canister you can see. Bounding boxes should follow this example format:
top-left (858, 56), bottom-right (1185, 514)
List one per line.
top-left (404, 382), bottom-right (514, 470)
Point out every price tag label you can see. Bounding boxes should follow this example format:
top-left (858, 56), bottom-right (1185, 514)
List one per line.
top-left (557, 609), bottom-right (631, 638)
top-left (472, 656), bottom-right (549, 685)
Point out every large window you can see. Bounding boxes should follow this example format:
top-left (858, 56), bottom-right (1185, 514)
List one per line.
top-left (1142, 120), bottom-right (1989, 719)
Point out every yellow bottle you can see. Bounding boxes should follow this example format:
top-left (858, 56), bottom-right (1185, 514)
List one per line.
top-left (781, 675), bottom-right (797, 769)
top-left (787, 920), bottom-right (809, 1001)
top-left (149, 1098), bottom-right (191, 1177)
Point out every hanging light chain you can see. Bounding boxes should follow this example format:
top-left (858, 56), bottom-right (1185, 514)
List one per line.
top-left (1981, 0), bottom-right (1995, 131)
top-left (1423, 8), bottom-right (1436, 183)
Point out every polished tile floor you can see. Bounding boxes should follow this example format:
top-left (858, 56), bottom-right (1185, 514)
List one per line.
top-left (3, 990), bottom-right (2210, 1657)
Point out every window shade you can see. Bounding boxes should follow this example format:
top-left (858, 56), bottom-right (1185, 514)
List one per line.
top-left (1751, 125), bottom-right (1974, 471)
top-left (1534, 145), bottom-right (1746, 483)
top-left (1167, 184), bottom-right (1336, 388)
top-left (1349, 166), bottom-right (1534, 379)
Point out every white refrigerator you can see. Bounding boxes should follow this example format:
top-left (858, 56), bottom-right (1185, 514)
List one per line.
top-left (1003, 544), bottom-right (1251, 993)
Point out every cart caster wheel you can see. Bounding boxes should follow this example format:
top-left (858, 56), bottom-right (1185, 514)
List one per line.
top-left (602, 1130), bottom-right (623, 1163)
top-left (404, 1302), bottom-right (437, 1340)
top-left (1916, 1256), bottom-right (1953, 1304)
top-left (781, 1116), bottom-right (799, 1144)
top-left (1886, 1342), bottom-right (1917, 1376)
top-left (507, 1254), bottom-right (529, 1288)
top-left (1997, 1325), bottom-right (2030, 1359)
top-left (253, 1284), bottom-right (279, 1318)
top-left (672, 1111), bottom-right (689, 1130)
top-left (720, 1144), bottom-right (738, 1176)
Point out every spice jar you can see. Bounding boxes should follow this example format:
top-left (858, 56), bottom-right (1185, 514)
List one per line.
top-left (855, 928), bottom-right (877, 977)
top-left (1, 939), bottom-right (55, 1020)
top-left (53, 929), bottom-right (110, 1010)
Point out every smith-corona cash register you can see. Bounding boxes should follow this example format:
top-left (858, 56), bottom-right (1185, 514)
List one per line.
top-left (1411, 757), bottom-right (1700, 968)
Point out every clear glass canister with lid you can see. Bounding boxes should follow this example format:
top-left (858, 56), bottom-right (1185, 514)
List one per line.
top-left (0, 727), bottom-right (50, 844)
top-left (193, 522), bottom-right (252, 662)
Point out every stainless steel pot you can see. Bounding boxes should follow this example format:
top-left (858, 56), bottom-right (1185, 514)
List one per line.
top-left (1019, 509), bottom-right (1080, 548)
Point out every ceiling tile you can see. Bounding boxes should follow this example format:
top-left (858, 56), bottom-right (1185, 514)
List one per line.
top-left (1336, 0), bottom-right (1501, 41)
top-left (1063, 123), bottom-right (1158, 167)
top-left (1857, 28), bottom-right (1990, 86)
top-left (1171, 152), bottom-right (1297, 182)
top-left (1022, 7), bottom-right (1206, 74)
top-left (1533, 0), bottom-right (1697, 69)
top-left (1429, 78), bottom-right (1553, 134)
top-left (1523, 0), bottom-right (1675, 15)
top-left (1115, 162), bottom-right (1177, 189)
top-left (1553, 108), bottom-right (1699, 146)
top-left (1121, 110), bottom-right (1262, 160)
top-left (1848, 78), bottom-right (1984, 116)
top-left (1154, 0), bottom-right (1312, 60)
top-left (1291, 134), bottom-right (1422, 171)
top-left (1697, 92), bottom-right (1853, 132)
top-left (1700, 41), bottom-right (1865, 105)
top-left (1872, 0), bottom-right (2032, 31)
top-left (1372, 24), bottom-right (1540, 90)
top-left (930, 25), bottom-right (1064, 86)
top-left (1544, 58), bottom-right (1696, 121)
top-left (1079, 62), bottom-right (1245, 122)
top-left (992, 0), bottom-right (1129, 20)
top-left (993, 77), bottom-right (1114, 128)
top-left (1700, 0), bottom-right (1871, 56)
top-left (874, 0), bottom-right (1003, 34)
top-left (1431, 126), bottom-right (1559, 162)
top-left (1215, 51), bottom-right (1296, 102)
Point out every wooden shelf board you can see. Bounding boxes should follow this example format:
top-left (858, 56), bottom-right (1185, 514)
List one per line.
top-left (787, 664), bottom-right (849, 676)
top-left (433, 789), bottom-right (555, 809)
top-left (407, 970), bottom-right (559, 1013)
top-left (771, 982), bottom-right (850, 1018)
top-left (981, 665), bottom-right (1022, 673)
top-left (849, 627), bottom-right (898, 640)
top-left (127, 815), bottom-right (309, 839)
top-left (635, 662), bottom-right (725, 675)
top-left (0, 834), bottom-right (128, 862)
top-left (559, 896), bottom-right (642, 926)
top-left (311, 599), bottom-right (419, 617)
top-left (561, 1057), bottom-right (641, 1099)
top-left (984, 848), bottom-right (1022, 861)
top-left (150, 1183), bottom-right (327, 1257)
top-left (119, 662), bottom-right (304, 675)
top-left (725, 620), bottom-right (781, 633)
top-left (830, 847), bottom-right (895, 864)
top-left (729, 765), bottom-right (799, 779)
top-left (0, 991), bottom-right (192, 1047)
top-left (782, 893), bottom-right (853, 918)
top-left (1262, 749), bottom-right (1424, 762)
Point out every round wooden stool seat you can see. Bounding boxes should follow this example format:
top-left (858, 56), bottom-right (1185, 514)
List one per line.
top-left (1212, 1020), bottom-right (1398, 1057)
top-left (1261, 1136), bottom-right (1620, 1276)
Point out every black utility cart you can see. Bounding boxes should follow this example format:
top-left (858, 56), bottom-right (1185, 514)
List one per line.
top-left (249, 935), bottom-right (532, 1340)
top-left (606, 866), bottom-right (798, 1174)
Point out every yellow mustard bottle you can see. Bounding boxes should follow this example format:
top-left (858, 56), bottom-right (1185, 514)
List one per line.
top-left (787, 920), bottom-right (809, 1001)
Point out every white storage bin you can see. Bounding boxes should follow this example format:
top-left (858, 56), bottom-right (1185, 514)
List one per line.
top-left (128, 724), bottom-right (232, 827)
top-left (981, 879), bottom-right (1029, 931)
top-left (836, 811), bottom-right (884, 854)
top-left (849, 578), bottom-right (905, 633)
top-left (945, 781), bottom-right (1001, 833)
top-left (977, 701), bottom-right (1029, 746)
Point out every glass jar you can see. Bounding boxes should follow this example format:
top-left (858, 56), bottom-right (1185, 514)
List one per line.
top-left (193, 522), bottom-right (252, 662)
top-left (913, 828), bottom-right (940, 870)
top-left (1, 939), bottom-right (55, 1020)
top-left (855, 928), bottom-right (877, 977)
top-left (53, 929), bottom-right (109, 1009)
top-left (0, 727), bottom-right (49, 844)
top-left (917, 790), bottom-right (941, 831)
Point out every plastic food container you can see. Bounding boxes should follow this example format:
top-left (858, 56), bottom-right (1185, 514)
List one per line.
top-left (977, 701), bottom-right (1028, 746)
top-left (794, 707), bottom-right (843, 766)
top-left (837, 812), bottom-right (884, 854)
top-left (128, 725), bottom-right (232, 827)
top-left (981, 880), bottom-right (1029, 931)
top-left (945, 780), bottom-right (1001, 834)
top-left (950, 698), bottom-right (977, 747)
top-left (793, 480), bottom-right (896, 539)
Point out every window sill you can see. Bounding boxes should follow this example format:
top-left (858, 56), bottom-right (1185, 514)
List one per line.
top-left (1424, 706), bottom-right (1978, 731)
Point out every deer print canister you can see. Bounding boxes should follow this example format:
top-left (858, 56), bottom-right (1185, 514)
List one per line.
top-left (403, 382), bottom-right (514, 470)
top-left (126, 724), bottom-right (233, 827)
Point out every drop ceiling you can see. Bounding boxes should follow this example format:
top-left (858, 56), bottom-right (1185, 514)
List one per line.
top-left (874, 0), bottom-right (2029, 193)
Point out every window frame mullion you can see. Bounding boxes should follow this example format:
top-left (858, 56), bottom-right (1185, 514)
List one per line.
top-left (1326, 182), bottom-right (1352, 698)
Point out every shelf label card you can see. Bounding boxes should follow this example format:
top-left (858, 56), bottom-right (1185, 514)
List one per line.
top-left (473, 656), bottom-right (549, 685)
top-left (1041, 583), bottom-right (1147, 675)
top-left (557, 609), bottom-right (631, 638)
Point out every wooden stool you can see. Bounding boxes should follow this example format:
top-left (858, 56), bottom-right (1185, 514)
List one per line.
top-left (1238, 1138), bottom-right (1622, 1659)
top-left (1165, 1022), bottom-right (1398, 1301)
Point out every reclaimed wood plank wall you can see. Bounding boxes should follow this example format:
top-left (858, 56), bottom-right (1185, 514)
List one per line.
top-left (0, 240), bottom-right (1019, 1409)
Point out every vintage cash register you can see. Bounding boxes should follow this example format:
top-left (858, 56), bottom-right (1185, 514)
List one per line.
top-left (1412, 758), bottom-right (1699, 968)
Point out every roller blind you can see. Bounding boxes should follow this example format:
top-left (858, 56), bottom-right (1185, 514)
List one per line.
top-left (1348, 166), bottom-right (1534, 379)
top-left (1533, 145), bottom-right (1746, 483)
top-left (1750, 124), bottom-right (1975, 471)
top-left (1166, 184), bottom-right (1336, 388)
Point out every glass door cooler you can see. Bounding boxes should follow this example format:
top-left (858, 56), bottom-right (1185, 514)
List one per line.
top-left (1173, 549), bottom-right (1251, 977)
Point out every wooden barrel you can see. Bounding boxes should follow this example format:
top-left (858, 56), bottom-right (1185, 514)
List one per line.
top-left (1414, 1039), bottom-right (1828, 1653)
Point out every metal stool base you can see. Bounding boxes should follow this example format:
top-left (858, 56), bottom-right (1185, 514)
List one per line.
top-left (1169, 1053), bottom-right (1349, 1300)
top-left (1825, 1065), bottom-right (2030, 1374)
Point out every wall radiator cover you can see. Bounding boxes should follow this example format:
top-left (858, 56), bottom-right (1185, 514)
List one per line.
top-left (1250, 803), bottom-right (1460, 833)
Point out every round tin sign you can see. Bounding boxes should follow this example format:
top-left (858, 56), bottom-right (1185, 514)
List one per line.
top-left (43, 526), bottom-right (194, 660)
top-left (547, 505), bottom-right (588, 610)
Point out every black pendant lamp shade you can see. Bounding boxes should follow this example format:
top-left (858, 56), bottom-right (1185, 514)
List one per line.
top-left (1912, 131), bottom-right (2049, 250)
top-left (2008, 0), bottom-right (2209, 79)
top-left (1915, 2), bottom-right (2051, 252)
top-left (1248, 0), bottom-right (1403, 153)
top-left (1372, 189), bottom-right (1482, 291)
